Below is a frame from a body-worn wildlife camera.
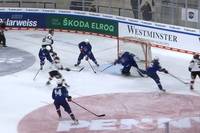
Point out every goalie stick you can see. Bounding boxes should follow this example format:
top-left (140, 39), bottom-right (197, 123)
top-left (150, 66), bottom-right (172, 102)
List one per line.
top-left (71, 100), bottom-right (105, 117)
top-left (101, 64), bottom-right (114, 72)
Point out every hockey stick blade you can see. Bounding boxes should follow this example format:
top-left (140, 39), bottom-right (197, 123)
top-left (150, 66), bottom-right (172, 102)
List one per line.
top-left (72, 100), bottom-right (105, 117)
top-left (97, 114), bottom-right (106, 117)
top-left (168, 73), bottom-right (189, 85)
top-left (69, 67), bottom-right (84, 72)
top-left (79, 67), bottom-right (84, 72)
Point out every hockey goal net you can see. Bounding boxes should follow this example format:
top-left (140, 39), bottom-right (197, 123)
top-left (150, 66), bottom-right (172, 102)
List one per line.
top-left (117, 36), bottom-right (152, 69)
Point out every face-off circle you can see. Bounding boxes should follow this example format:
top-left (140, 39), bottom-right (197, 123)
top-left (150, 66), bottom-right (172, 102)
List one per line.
top-left (0, 47), bottom-right (35, 76)
top-left (18, 92), bottom-right (200, 133)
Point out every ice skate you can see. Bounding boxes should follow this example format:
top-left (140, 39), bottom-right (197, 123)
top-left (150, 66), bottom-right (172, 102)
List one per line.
top-left (95, 63), bottom-right (99, 67)
top-left (72, 119), bottom-right (79, 125)
top-left (159, 88), bottom-right (166, 92)
top-left (190, 86), bottom-right (194, 90)
top-left (46, 81), bottom-right (51, 85)
top-left (74, 61), bottom-right (80, 67)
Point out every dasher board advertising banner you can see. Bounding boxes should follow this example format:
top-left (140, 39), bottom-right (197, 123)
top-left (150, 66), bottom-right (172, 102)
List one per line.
top-left (119, 22), bottom-right (200, 53)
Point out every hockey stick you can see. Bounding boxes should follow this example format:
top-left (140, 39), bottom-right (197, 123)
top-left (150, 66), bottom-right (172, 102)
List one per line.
top-left (33, 69), bottom-right (41, 80)
top-left (168, 73), bottom-right (189, 84)
top-left (87, 60), bottom-right (96, 73)
top-left (71, 100), bottom-right (105, 117)
top-left (101, 64), bottom-right (114, 72)
top-left (136, 69), bottom-right (145, 77)
top-left (70, 67), bottom-right (85, 72)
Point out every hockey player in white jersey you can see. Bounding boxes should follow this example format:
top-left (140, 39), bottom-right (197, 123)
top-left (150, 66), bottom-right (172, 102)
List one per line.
top-left (42, 29), bottom-right (54, 53)
top-left (46, 55), bottom-right (70, 87)
top-left (188, 54), bottom-right (200, 90)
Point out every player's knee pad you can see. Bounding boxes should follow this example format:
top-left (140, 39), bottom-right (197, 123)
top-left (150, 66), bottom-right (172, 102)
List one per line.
top-left (158, 84), bottom-right (163, 89)
top-left (65, 108), bottom-right (72, 114)
top-left (40, 60), bottom-right (45, 65)
top-left (78, 55), bottom-right (84, 61)
top-left (155, 80), bottom-right (161, 84)
top-left (157, 82), bottom-right (161, 85)
top-left (89, 55), bottom-right (96, 61)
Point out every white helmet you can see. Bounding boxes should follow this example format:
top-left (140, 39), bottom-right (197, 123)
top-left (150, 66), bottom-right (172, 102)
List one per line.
top-left (119, 50), bottom-right (124, 55)
top-left (46, 45), bottom-right (51, 51)
top-left (85, 39), bottom-right (89, 43)
top-left (153, 56), bottom-right (159, 61)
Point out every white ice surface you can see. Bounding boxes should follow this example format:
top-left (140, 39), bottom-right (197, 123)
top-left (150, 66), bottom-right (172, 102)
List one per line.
top-left (0, 30), bottom-right (199, 133)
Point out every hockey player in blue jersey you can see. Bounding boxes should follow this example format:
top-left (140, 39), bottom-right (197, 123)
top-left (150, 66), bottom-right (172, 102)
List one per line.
top-left (38, 45), bottom-right (53, 70)
top-left (139, 57), bottom-right (168, 92)
top-left (74, 39), bottom-right (99, 67)
top-left (114, 51), bottom-right (143, 76)
top-left (52, 83), bottom-right (78, 124)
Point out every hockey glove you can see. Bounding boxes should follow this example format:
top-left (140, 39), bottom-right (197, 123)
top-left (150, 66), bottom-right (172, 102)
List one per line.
top-left (164, 70), bottom-right (168, 74)
top-left (113, 60), bottom-right (118, 65)
top-left (161, 68), bottom-right (168, 74)
top-left (188, 67), bottom-right (192, 72)
top-left (65, 68), bottom-right (71, 71)
top-left (67, 96), bottom-right (72, 102)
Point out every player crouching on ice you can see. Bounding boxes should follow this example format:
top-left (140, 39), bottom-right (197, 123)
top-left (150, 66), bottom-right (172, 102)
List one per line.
top-left (74, 39), bottom-right (99, 67)
top-left (46, 54), bottom-right (70, 87)
top-left (138, 57), bottom-right (168, 92)
top-left (114, 51), bottom-right (143, 76)
top-left (52, 83), bottom-right (78, 124)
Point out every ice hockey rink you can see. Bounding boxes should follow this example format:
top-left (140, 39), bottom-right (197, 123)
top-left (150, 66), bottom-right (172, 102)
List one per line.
top-left (0, 30), bottom-right (200, 133)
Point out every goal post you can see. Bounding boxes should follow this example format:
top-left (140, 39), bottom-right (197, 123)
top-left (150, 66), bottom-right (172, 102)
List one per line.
top-left (117, 36), bottom-right (152, 69)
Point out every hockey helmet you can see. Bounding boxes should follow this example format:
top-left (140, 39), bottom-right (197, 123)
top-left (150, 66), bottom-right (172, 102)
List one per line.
top-left (193, 54), bottom-right (199, 59)
top-left (49, 29), bottom-right (54, 34)
top-left (118, 50), bottom-right (125, 56)
top-left (85, 39), bottom-right (89, 43)
top-left (153, 56), bottom-right (159, 61)
top-left (152, 57), bottom-right (159, 63)
top-left (46, 45), bottom-right (51, 51)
